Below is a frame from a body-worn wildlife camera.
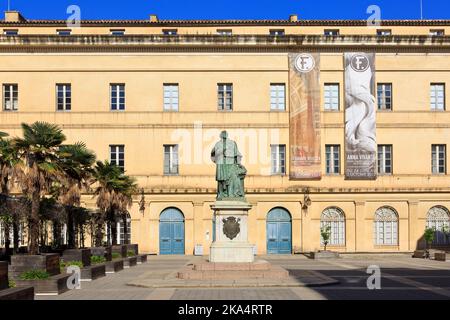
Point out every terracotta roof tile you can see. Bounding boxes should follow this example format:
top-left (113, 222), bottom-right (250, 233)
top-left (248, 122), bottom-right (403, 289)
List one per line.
top-left (1, 19), bottom-right (449, 26)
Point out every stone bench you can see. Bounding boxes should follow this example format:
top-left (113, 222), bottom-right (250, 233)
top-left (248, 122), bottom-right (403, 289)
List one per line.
top-left (10, 254), bottom-right (60, 279)
top-left (309, 251), bottom-right (340, 259)
top-left (124, 256), bottom-right (137, 268)
top-left (63, 264), bottom-right (106, 281)
top-left (15, 274), bottom-right (71, 295)
top-left (413, 250), bottom-right (426, 258)
top-left (0, 286), bottom-right (34, 300)
top-left (62, 249), bottom-right (92, 267)
top-left (0, 261), bottom-right (8, 290)
top-left (91, 246), bottom-right (112, 262)
top-left (105, 259), bottom-right (124, 273)
top-left (137, 254), bottom-right (147, 264)
top-left (434, 252), bottom-right (447, 261)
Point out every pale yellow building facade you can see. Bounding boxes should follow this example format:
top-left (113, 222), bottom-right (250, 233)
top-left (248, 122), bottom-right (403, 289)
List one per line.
top-left (1, 11), bottom-right (450, 255)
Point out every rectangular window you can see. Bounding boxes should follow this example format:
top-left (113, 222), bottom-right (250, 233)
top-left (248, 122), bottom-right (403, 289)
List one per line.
top-left (110, 84), bottom-right (125, 111)
top-left (163, 29), bottom-right (178, 35)
top-left (218, 83), bottom-right (233, 111)
top-left (164, 145), bottom-right (179, 175)
top-left (271, 145), bottom-right (286, 175)
top-left (3, 29), bottom-right (18, 36)
top-left (217, 29), bottom-right (232, 36)
top-left (110, 145), bottom-right (125, 171)
top-left (377, 83), bottom-right (393, 110)
top-left (269, 29), bottom-right (285, 36)
top-left (324, 84), bottom-right (340, 111)
top-left (324, 29), bottom-right (340, 36)
top-left (430, 29), bottom-right (445, 36)
top-left (57, 29), bottom-right (72, 36)
top-left (56, 84), bottom-right (71, 111)
top-left (163, 84), bottom-right (179, 111)
top-left (377, 29), bottom-right (392, 36)
top-left (270, 83), bottom-right (286, 111)
top-left (430, 83), bottom-right (445, 111)
top-left (432, 144), bottom-right (446, 174)
top-left (3, 84), bottom-right (18, 111)
top-left (377, 145), bottom-right (392, 175)
top-left (110, 29), bottom-right (125, 36)
top-left (325, 145), bottom-right (340, 175)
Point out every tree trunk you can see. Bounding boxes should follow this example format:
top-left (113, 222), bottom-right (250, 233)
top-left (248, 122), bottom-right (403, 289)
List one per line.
top-left (4, 222), bottom-right (10, 257)
top-left (79, 223), bottom-right (85, 248)
top-left (94, 212), bottom-right (105, 247)
top-left (52, 221), bottom-right (61, 248)
top-left (28, 190), bottom-right (40, 255)
top-left (111, 218), bottom-right (118, 245)
top-left (122, 214), bottom-right (129, 245)
top-left (12, 219), bottom-right (19, 253)
top-left (67, 208), bottom-right (75, 249)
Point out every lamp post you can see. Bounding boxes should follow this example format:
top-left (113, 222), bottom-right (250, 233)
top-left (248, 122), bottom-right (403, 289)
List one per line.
top-left (302, 188), bottom-right (311, 211)
top-left (139, 188), bottom-right (145, 216)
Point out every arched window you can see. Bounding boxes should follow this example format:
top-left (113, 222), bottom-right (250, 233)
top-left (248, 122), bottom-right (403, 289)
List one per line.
top-left (374, 207), bottom-right (398, 245)
top-left (117, 213), bottom-right (131, 245)
top-left (426, 206), bottom-right (450, 245)
top-left (320, 207), bottom-right (345, 246)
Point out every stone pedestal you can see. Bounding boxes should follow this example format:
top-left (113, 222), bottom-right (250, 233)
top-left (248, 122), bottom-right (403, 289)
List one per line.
top-left (209, 201), bottom-right (254, 263)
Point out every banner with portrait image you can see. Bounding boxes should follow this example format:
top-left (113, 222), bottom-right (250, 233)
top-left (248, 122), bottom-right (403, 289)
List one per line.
top-left (344, 52), bottom-right (377, 179)
top-left (288, 53), bottom-right (321, 180)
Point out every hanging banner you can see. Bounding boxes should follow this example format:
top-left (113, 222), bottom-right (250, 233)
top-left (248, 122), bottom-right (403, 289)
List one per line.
top-left (344, 52), bottom-right (377, 179)
top-left (288, 53), bottom-right (321, 180)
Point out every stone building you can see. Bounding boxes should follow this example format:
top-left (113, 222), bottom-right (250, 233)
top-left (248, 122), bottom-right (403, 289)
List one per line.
top-left (0, 10), bottom-right (449, 254)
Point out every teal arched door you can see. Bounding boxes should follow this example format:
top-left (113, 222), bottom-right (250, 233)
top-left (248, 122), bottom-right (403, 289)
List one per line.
top-left (159, 208), bottom-right (185, 255)
top-left (267, 208), bottom-right (292, 254)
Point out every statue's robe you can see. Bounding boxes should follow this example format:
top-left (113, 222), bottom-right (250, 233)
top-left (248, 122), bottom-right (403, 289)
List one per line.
top-left (211, 139), bottom-right (242, 183)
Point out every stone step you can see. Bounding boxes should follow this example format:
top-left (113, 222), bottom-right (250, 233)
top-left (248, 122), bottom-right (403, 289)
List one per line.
top-left (178, 264), bottom-right (289, 280)
top-left (193, 260), bottom-right (271, 271)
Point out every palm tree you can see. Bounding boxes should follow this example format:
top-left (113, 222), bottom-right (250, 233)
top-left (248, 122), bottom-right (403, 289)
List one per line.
top-left (92, 161), bottom-right (123, 246)
top-left (57, 142), bottom-right (96, 248)
top-left (0, 133), bottom-right (22, 255)
top-left (92, 161), bottom-right (137, 246)
top-left (12, 122), bottom-right (66, 255)
top-left (113, 174), bottom-right (137, 245)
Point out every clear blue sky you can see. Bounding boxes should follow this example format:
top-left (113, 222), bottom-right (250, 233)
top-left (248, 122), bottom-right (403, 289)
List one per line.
top-left (2, 0), bottom-right (450, 20)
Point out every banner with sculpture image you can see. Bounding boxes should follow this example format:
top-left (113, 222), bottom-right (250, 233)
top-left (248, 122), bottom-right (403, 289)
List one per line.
top-left (288, 53), bottom-right (321, 180)
top-left (344, 52), bottom-right (377, 179)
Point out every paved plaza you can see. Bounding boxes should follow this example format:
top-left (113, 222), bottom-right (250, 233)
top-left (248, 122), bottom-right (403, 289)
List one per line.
top-left (37, 254), bottom-right (450, 300)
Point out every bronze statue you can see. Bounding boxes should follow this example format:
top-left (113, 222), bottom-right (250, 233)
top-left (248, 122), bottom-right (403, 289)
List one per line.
top-left (211, 131), bottom-right (247, 200)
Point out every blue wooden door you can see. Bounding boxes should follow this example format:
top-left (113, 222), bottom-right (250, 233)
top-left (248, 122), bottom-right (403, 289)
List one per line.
top-left (159, 208), bottom-right (185, 255)
top-left (267, 208), bottom-right (292, 254)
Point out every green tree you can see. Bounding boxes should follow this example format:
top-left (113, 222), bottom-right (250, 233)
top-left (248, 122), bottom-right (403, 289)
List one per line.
top-left (321, 225), bottom-right (332, 251)
top-left (57, 142), bottom-right (96, 248)
top-left (0, 133), bottom-right (22, 255)
top-left (92, 161), bottom-right (136, 246)
top-left (424, 227), bottom-right (435, 259)
top-left (12, 122), bottom-right (66, 255)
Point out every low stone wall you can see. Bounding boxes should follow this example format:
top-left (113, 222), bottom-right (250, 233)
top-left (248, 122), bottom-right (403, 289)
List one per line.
top-left (10, 254), bottom-right (60, 279)
top-left (63, 249), bottom-right (92, 267)
top-left (16, 274), bottom-right (70, 295)
top-left (126, 244), bottom-right (139, 255)
top-left (91, 246), bottom-right (112, 261)
top-left (0, 287), bottom-right (34, 300)
top-left (124, 257), bottom-right (137, 268)
top-left (309, 251), bottom-right (340, 260)
top-left (112, 245), bottom-right (127, 258)
top-left (105, 259), bottom-right (124, 273)
top-left (137, 254), bottom-right (147, 264)
top-left (80, 264), bottom-right (106, 281)
top-left (0, 261), bottom-right (8, 290)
